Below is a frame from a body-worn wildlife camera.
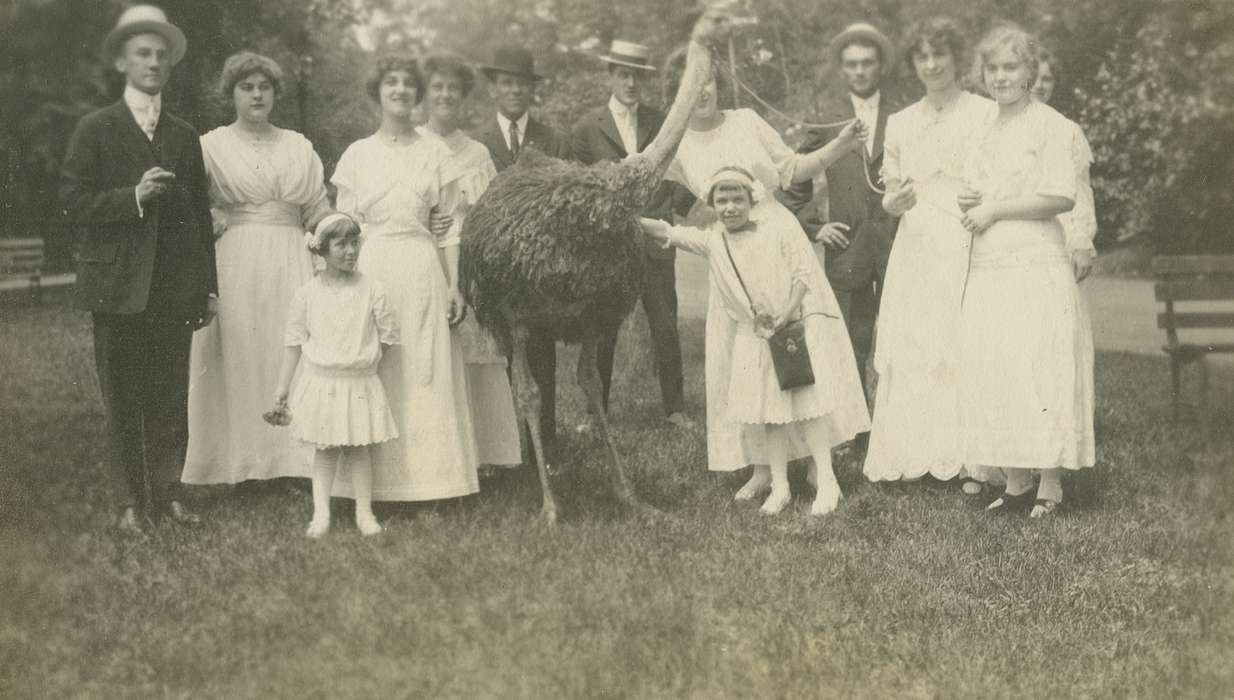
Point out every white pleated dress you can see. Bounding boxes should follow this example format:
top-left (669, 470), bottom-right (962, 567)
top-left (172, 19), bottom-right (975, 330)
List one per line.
top-left (416, 126), bottom-right (522, 468)
top-left (332, 134), bottom-right (480, 501)
top-left (666, 109), bottom-right (870, 472)
top-left (285, 274), bottom-right (400, 448)
top-left (864, 92), bottom-right (995, 482)
top-left (958, 101), bottom-right (1095, 471)
top-left (183, 126), bottom-right (329, 484)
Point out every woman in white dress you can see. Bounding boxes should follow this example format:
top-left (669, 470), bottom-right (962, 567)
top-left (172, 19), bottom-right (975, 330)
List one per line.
top-left (415, 53), bottom-right (521, 470)
top-left (863, 19), bottom-right (995, 486)
top-left (183, 52), bottom-right (330, 485)
top-left (661, 55), bottom-right (871, 501)
top-left (958, 25), bottom-right (1096, 518)
top-left (331, 54), bottom-right (480, 502)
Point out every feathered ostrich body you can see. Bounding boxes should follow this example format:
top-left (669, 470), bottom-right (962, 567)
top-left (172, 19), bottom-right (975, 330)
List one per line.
top-left (460, 10), bottom-right (727, 524)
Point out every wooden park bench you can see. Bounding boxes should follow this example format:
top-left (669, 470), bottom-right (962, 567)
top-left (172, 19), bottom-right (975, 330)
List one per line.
top-left (1153, 255), bottom-right (1234, 443)
top-left (0, 238), bottom-right (46, 302)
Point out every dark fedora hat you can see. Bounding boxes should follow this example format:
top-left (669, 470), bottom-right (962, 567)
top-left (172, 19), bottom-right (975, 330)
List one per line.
top-left (481, 45), bottom-right (543, 82)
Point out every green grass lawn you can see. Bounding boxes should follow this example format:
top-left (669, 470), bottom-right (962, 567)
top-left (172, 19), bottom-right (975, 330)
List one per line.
top-left (2, 303), bottom-right (1232, 699)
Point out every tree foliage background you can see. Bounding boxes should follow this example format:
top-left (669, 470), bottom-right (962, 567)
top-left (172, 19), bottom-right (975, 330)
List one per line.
top-left (2, 0), bottom-right (1231, 267)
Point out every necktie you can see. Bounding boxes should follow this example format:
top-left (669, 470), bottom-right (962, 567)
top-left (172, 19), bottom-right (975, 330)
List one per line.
top-left (140, 102), bottom-right (158, 141)
top-left (509, 120), bottom-right (520, 158)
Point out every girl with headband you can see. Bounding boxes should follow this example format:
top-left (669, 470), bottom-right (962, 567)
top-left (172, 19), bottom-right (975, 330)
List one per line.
top-left (268, 213), bottom-right (401, 538)
top-left (639, 167), bottom-right (869, 516)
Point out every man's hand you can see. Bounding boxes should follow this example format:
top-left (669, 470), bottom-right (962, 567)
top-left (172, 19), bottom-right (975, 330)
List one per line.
top-left (136, 167), bottom-right (175, 205)
top-left (815, 222), bottom-right (851, 250)
top-left (429, 207), bottom-right (454, 238)
top-left (197, 296), bottom-right (219, 329)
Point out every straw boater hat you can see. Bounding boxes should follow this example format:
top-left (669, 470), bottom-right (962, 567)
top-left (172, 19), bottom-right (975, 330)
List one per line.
top-left (599, 40), bottom-right (656, 72)
top-left (481, 45), bottom-right (543, 82)
top-left (828, 22), bottom-right (895, 74)
top-left (102, 5), bottom-right (187, 66)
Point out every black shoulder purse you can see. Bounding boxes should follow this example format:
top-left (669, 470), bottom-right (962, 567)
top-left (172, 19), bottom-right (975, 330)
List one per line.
top-left (720, 233), bottom-right (815, 391)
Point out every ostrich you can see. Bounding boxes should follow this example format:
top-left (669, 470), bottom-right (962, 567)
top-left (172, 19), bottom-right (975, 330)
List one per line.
top-left (460, 9), bottom-right (728, 524)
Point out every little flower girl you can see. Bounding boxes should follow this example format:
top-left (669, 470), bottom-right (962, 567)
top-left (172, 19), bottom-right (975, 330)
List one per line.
top-left (640, 167), bottom-right (870, 515)
top-left (268, 213), bottom-right (400, 538)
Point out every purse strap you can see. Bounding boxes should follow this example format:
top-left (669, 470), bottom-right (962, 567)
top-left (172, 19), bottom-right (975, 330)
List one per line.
top-left (719, 231), bottom-right (758, 318)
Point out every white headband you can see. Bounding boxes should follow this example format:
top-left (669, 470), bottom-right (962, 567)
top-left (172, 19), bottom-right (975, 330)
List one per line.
top-left (704, 166), bottom-right (762, 204)
top-left (305, 213), bottom-right (354, 251)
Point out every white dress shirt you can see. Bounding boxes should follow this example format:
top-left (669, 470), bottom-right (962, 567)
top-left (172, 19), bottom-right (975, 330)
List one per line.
top-left (124, 84), bottom-right (161, 141)
top-left (850, 90), bottom-right (880, 157)
top-left (496, 111), bottom-right (529, 152)
top-left (608, 95), bottom-right (640, 155)
top-left (124, 84), bottom-right (162, 218)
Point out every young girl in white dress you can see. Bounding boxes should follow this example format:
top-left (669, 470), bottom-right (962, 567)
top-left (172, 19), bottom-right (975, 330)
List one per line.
top-left (270, 214), bottom-right (400, 538)
top-left (640, 167), bottom-right (869, 515)
top-left (957, 25), bottom-right (1096, 518)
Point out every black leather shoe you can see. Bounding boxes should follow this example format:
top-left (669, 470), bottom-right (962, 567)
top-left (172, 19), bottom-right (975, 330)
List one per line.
top-left (163, 500), bottom-right (202, 525)
top-left (116, 507), bottom-right (148, 537)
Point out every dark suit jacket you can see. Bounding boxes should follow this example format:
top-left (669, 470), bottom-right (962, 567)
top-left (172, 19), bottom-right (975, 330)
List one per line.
top-left (60, 100), bottom-right (216, 323)
top-left (571, 103), bottom-right (695, 260)
top-left (781, 91), bottom-right (903, 289)
top-left (474, 114), bottom-right (573, 173)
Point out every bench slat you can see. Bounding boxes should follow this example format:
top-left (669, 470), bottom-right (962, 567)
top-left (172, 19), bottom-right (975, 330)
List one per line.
top-left (1153, 256), bottom-right (1234, 274)
top-left (1155, 278), bottom-right (1234, 301)
top-left (0, 238), bottom-right (45, 250)
top-left (1158, 312), bottom-right (1234, 329)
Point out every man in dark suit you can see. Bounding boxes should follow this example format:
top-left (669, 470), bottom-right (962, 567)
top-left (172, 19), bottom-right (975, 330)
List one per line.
top-left (60, 5), bottom-right (217, 535)
top-left (782, 23), bottom-right (902, 399)
top-left (474, 45), bottom-right (573, 458)
top-left (571, 40), bottom-right (695, 431)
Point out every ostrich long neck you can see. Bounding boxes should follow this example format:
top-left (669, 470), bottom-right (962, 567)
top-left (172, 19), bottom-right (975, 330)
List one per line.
top-left (642, 39), bottom-right (714, 180)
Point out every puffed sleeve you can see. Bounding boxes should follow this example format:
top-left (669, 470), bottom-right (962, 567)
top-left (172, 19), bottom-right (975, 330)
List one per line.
top-left (1063, 122), bottom-right (1098, 253)
top-left (430, 148), bottom-right (460, 249)
top-left (300, 148), bottom-right (332, 229)
top-left (1036, 110), bottom-right (1077, 202)
top-left (284, 284), bottom-right (309, 346)
top-left (663, 224), bottom-right (712, 257)
top-left (370, 281), bottom-right (400, 345)
top-left (746, 109), bottom-right (798, 190)
top-left (779, 224), bottom-right (814, 288)
top-left (331, 144), bottom-right (361, 222)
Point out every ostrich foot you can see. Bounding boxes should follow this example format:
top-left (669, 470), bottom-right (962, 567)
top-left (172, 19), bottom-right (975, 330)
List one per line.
top-left (760, 488), bottom-right (791, 515)
top-left (735, 468), bottom-right (771, 501)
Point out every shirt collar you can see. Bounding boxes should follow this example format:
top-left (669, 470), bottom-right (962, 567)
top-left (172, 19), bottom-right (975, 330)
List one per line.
top-left (608, 95), bottom-right (639, 119)
top-left (123, 84), bottom-right (161, 114)
top-left (496, 111), bottom-right (529, 135)
top-left (850, 90), bottom-right (880, 112)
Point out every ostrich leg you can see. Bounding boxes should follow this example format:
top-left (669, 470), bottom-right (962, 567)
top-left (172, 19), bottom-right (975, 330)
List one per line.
top-left (577, 323), bottom-right (652, 513)
top-left (511, 324), bottom-right (559, 525)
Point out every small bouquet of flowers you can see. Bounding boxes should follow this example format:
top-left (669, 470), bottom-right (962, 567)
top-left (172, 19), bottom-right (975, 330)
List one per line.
top-left (263, 399), bottom-right (292, 427)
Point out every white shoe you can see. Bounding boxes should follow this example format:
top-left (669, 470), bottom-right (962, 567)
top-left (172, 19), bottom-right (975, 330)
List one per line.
top-left (760, 489), bottom-right (791, 515)
top-left (305, 518), bottom-right (330, 539)
top-left (356, 515), bottom-right (383, 536)
top-left (734, 474), bottom-right (771, 501)
top-left (810, 488), bottom-right (841, 516)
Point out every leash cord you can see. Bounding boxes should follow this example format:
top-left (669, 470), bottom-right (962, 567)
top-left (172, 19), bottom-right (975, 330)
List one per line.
top-left (712, 57), bottom-right (887, 195)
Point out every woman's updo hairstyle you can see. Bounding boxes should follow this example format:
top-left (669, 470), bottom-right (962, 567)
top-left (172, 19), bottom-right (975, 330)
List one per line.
top-left (364, 53), bottom-right (425, 104)
top-left (974, 22), bottom-right (1041, 88)
top-left (419, 52), bottom-right (476, 98)
top-left (903, 17), bottom-right (969, 78)
top-left (218, 51), bottom-right (285, 103)
top-left (661, 45), bottom-right (730, 108)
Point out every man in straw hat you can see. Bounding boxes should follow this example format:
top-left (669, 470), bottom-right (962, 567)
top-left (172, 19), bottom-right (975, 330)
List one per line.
top-left (474, 44), bottom-right (573, 462)
top-left (783, 21), bottom-right (904, 407)
top-left (60, 4), bottom-right (216, 535)
top-left (571, 39), bottom-right (696, 431)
